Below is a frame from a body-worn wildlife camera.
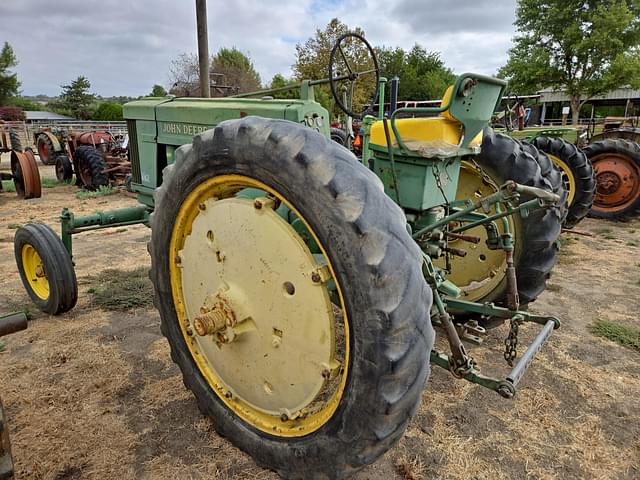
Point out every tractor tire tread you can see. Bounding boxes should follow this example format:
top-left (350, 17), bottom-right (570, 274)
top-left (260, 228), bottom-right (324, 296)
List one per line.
top-left (75, 145), bottom-right (109, 190)
top-left (478, 129), bottom-right (563, 305)
top-left (532, 136), bottom-right (595, 228)
top-left (14, 223), bottom-right (77, 315)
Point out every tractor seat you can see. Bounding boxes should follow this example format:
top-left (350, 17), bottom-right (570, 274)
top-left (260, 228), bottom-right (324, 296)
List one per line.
top-left (369, 86), bottom-right (482, 158)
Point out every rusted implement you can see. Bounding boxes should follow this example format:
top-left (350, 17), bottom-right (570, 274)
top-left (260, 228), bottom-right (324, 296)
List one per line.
top-left (0, 124), bottom-right (42, 199)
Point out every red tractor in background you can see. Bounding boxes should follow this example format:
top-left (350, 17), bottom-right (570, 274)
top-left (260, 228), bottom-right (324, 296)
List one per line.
top-left (34, 128), bottom-right (130, 190)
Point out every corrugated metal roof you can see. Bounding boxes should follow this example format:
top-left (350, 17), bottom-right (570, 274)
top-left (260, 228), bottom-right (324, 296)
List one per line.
top-left (25, 111), bottom-right (75, 120)
top-left (539, 88), bottom-right (640, 103)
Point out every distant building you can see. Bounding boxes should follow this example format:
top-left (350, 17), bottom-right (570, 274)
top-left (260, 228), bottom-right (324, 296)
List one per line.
top-left (24, 111), bottom-right (75, 123)
top-left (537, 87), bottom-right (640, 124)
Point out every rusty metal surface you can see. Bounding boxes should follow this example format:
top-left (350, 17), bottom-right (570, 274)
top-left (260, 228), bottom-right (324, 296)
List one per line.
top-left (0, 313), bottom-right (28, 338)
top-left (10, 150), bottom-right (42, 199)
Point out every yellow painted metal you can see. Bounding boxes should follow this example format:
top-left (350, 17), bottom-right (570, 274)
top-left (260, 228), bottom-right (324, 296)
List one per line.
top-left (437, 162), bottom-right (516, 302)
top-left (548, 153), bottom-right (576, 206)
top-left (369, 117), bottom-right (483, 149)
top-left (21, 244), bottom-right (49, 300)
top-left (440, 85), bottom-right (454, 120)
top-left (169, 175), bottom-right (350, 437)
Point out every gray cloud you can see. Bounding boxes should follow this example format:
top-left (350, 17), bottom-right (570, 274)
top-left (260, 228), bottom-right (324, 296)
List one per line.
top-left (0, 0), bottom-right (517, 97)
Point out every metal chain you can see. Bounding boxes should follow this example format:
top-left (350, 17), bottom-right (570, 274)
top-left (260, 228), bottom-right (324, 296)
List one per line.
top-left (469, 158), bottom-right (495, 187)
top-left (504, 316), bottom-right (522, 366)
top-left (432, 164), bottom-right (449, 204)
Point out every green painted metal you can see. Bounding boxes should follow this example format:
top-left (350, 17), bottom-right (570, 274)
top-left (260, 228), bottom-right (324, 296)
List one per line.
top-left (60, 206), bottom-right (149, 256)
top-left (499, 126), bottom-right (578, 144)
top-left (123, 92), bottom-right (330, 208)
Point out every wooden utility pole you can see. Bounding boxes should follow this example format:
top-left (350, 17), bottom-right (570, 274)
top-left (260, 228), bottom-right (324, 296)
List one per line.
top-left (196, 0), bottom-right (210, 97)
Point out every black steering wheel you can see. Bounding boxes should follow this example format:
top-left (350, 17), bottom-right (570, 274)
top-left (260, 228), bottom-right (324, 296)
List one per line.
top-left (328, 33), bottom-right (380, 120)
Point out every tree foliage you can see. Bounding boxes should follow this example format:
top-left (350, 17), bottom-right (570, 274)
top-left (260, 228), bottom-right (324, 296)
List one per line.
top-left (168, 48), bottom-right (261, 97)
top-left (267, 74), bottom-right (299, 99)
top-left (8, 96), bottom-right (43, 111)
top-left (55, 76), bottom-right (96, 119)
top-left (150, 84), bottom-right (167, 97)
top-left (292, 18), bottom-right (454, 117)
top-left (500, 0), bottom-right (640, 124)
top-left (0, 42), bottom-right (20, 105)
top-left (211, 47), bottom-right (261, 96)
top-left (294, 18), bottom-right (379, 117)
top-left (92, 102), bottom-right (123, 120)
top-left (376, 45), bottom-right (455, 101)
top-left (168, 52), bottom-right (201, 95)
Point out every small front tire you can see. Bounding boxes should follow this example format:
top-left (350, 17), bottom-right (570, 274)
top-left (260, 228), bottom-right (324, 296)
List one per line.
top-left (14, 223), bottom-right (77, 315)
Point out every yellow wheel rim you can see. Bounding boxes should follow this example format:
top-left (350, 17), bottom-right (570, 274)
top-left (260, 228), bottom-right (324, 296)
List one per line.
top-left (548, 153), bottom-right (576, 206)
top-left (436, 162), bottom-right (517, 302)
top-left (21, 244), bottom-right (50, 300)
top-left (169, 174), bottom-right (349, 437)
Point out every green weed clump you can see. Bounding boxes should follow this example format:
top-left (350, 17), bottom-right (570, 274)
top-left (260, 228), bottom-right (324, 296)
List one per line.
top-left (75, 185), bottom-right (117, 199)
top-left (592, 319), bottom-right (640, 352)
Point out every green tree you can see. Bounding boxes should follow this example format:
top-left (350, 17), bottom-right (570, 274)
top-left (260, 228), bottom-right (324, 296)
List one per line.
top-left (93, 102), bottom-right (123, 120)
top-left (0, 42), bottom-right (20, 105)
top-left (57, 76), bottom-right (96, 119)
top-left (211, 47), bottom-right (261, 96)
top-left (8, 96), bottom-right (43, 111)
top-left (377, 45), bottom-right (455, 101)
top-left (293, 18), bottom-right (376, 117)
top-left (267, 74), bottom-right (299, 99)
top-left (150, 84), bottom-right (167, 97)
top-left (500, 0), bottom-right (640, 125)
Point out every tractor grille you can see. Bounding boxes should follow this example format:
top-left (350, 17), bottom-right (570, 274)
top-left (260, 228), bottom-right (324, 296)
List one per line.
top-left (127, 119), bottom-right (141, 183)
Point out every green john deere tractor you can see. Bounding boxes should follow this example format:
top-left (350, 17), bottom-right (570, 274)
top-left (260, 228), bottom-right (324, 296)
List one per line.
top-left (13, 34), bottom-right (564, 477)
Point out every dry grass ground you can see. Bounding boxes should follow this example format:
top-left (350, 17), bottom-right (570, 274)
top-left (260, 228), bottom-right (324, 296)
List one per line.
top-left (1, 157), bottom-right (639, 479)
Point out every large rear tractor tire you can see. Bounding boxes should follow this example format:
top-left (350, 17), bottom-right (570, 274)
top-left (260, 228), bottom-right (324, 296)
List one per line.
top-left (8, 129), bottom-right (22, 152)
top-left (36, 134), bottom-right (57, 165)
top-left (150, 116), bottom-right (434, 478)
top-left (447, 129), bottom-right (563, 308)
top-left (74, 146), bottom-right (109, 190)
top-left (583, 139), bottom-right (640, 219)
top-left (532, 136), bottom-right (595, 228)
top-left (14, 223), bottom-right (78, 315)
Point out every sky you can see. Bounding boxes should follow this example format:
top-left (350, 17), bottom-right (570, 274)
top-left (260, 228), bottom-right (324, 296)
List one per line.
top-left (0, 0), bottom-right (517, 98)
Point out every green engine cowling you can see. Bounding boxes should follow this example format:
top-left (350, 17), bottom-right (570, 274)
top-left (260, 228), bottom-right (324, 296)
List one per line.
top-left (123, 87), bottom-right (330, 208)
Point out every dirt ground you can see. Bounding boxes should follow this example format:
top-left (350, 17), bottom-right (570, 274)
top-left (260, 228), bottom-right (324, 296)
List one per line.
top-left (1, 157), bottom-right (639, 480)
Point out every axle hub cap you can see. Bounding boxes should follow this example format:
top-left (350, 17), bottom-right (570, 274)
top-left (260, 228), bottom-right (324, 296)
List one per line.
top-left (170, 176), bottom-right (348, 436)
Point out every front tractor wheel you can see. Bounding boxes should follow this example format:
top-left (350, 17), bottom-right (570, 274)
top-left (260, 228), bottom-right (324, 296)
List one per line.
top-left (150, 117), bottom-right (434, 478)
top-left (14, 223), bottom-right (78, 315)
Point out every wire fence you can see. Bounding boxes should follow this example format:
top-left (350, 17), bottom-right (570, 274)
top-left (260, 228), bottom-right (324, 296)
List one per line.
top-left (1, 120), bottom-right (128, 149)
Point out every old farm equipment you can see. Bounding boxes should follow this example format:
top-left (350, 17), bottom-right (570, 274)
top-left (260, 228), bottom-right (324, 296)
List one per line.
top-left (504, 117), bottom-right (640, 220)
top-left (14, 34), bottom-right (565, 477)
top-left (34, 128), bottom-right (130, 190)
top-left (0, 311), bottom-right (28, 480)
top-left (0, 123), bottom-right (41, 199)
